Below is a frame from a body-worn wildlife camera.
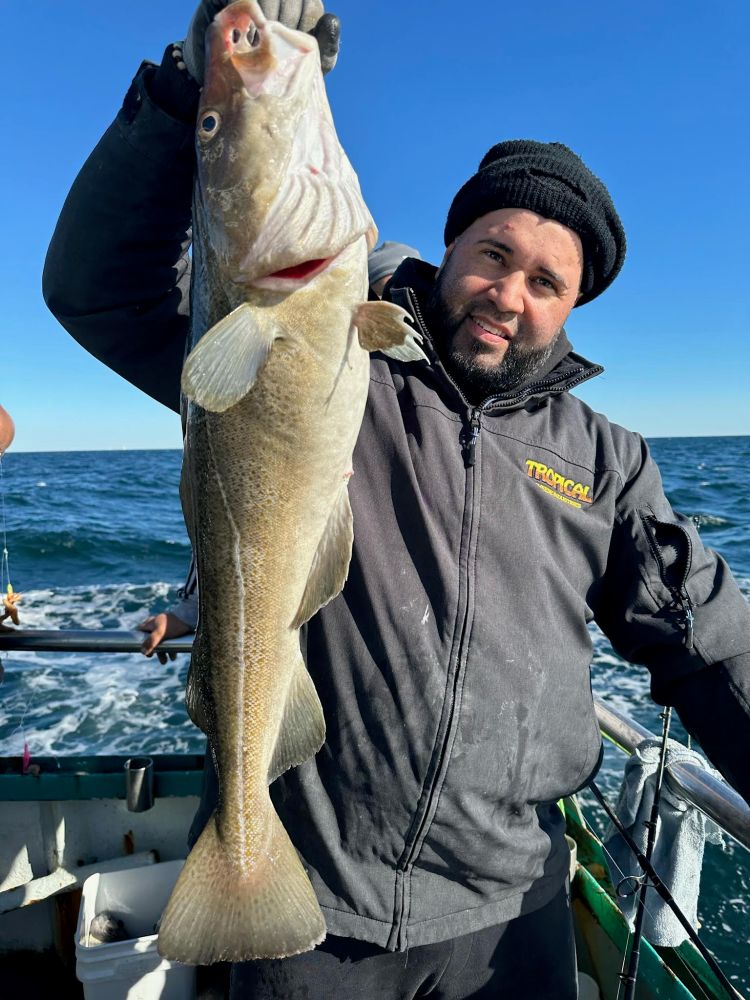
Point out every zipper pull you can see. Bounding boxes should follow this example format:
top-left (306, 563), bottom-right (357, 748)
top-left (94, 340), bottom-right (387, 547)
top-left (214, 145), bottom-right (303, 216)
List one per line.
top-left (683, 603), bottom-right (694, 650)
top-left (676, 591), bottom-right (694, 649)
top-left (463, 411), bottom-right (481, 467)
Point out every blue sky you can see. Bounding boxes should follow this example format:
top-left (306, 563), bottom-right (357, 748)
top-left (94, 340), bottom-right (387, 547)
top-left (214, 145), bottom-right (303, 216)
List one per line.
top-left (3, 0), bottom-right (749, 451)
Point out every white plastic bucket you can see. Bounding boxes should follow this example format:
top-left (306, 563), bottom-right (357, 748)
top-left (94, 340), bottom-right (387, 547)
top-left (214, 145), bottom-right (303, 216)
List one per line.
top-left (75, 859), bottom-right (195, 1000)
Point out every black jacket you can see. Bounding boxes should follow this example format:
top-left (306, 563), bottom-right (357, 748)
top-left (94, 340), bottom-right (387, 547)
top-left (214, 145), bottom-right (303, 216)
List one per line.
top-left (43, 61), bottom-right (750, 950)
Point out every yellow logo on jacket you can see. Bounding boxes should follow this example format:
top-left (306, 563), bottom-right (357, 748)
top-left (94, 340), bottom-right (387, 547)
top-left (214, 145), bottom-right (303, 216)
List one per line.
top-left (525, 459), bottom-right (593, 509)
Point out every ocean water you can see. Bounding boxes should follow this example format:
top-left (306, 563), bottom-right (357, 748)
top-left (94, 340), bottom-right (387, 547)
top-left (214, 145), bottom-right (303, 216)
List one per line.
top-left (0, 439), bottom-right (749, 990)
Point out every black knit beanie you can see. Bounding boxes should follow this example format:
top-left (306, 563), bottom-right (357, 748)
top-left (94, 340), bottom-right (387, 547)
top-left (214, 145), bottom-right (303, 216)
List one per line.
top-left (444, 140), bottom-right (626, 305)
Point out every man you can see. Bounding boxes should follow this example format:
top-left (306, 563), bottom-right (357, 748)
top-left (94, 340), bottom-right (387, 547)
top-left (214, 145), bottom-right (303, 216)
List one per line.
top-left (368, 241), bottom-right (423, 298)
top-left (43, 2), bottom-right (750, 997)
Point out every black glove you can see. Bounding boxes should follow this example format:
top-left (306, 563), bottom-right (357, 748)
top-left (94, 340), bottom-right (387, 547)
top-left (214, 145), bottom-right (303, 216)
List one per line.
top-left (183, 1), bottom-right (340, 85)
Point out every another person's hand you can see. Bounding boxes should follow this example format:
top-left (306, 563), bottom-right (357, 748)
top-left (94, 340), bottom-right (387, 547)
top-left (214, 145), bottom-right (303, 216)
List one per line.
top-left (183, 1), bottom-right (341, 86)
top-left (0, 405), bottom-right (15, 456)
top-left (138, 612), bottom-right (193, 664)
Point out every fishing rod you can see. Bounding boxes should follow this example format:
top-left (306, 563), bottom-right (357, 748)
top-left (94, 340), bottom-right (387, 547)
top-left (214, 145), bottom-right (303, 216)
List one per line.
top-left (619, 705), bottom-right (672, 999)
top-left (590, 767), bottom-right (741, 999)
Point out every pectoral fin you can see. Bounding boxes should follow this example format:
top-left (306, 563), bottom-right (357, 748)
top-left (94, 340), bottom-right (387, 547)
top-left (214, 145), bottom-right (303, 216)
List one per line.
top-left (181, 302), bottom-right (282, 412)
top-left (355, 301), bottom-right (429, 363)
top-left (291, 483), bottom-right (353, 629)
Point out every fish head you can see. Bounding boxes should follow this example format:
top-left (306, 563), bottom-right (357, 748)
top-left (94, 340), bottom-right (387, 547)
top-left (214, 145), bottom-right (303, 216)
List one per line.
top-left (197, 0), bottom-right (376, 292)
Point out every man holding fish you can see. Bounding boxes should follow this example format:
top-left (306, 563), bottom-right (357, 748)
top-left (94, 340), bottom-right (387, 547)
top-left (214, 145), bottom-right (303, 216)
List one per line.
top-left (44, 1), bottom-right (750, 996)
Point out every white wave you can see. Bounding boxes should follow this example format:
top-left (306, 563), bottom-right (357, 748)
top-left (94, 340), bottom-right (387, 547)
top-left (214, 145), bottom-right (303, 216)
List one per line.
top-left (0, 580), bottom-right (201, 756)
top-left (3, 581), bottom-right (180, 632)
top-left (0, 652), bottom-right (200, 757)
top-left (692, 513), bottom-right (729, 527)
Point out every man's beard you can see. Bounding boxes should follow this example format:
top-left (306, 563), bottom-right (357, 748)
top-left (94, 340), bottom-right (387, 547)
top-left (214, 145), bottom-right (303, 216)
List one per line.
top-left (426, 281), bottom-right (561, 402)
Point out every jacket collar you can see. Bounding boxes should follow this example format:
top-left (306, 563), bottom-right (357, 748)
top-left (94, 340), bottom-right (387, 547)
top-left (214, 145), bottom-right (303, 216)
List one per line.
top-left (385, 257), bottom-right (604, 410)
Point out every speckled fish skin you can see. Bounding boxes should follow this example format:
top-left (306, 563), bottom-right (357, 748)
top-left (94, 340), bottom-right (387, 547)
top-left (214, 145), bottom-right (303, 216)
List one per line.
top-left (156, 1), bottom-right (376, 965)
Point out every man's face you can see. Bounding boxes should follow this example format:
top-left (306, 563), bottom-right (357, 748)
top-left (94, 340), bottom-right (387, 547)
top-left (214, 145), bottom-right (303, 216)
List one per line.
top-left (427, 208), bottom-right (584, 400)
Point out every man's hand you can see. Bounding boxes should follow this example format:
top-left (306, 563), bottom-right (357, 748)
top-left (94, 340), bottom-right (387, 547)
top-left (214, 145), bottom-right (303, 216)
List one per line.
top-left (183, 1), bottom-right (341, 86)
top-left (137, 612), bottom-right (193, 664)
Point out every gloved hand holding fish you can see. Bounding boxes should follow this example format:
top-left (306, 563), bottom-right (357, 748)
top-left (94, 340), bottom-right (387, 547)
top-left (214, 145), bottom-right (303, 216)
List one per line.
top-left (157, 0), bottom-right (426, 966)
top-left (183, 0), bottom-right (342, 84)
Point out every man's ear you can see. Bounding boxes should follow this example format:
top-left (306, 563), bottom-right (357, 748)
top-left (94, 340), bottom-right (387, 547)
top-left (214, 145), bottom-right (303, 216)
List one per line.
top-left (435, 240), bottom-right (456, 279)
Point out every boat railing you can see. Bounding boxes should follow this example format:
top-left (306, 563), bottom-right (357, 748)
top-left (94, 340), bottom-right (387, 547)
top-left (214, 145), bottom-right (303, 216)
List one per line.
top-left (2, 629), bottom-right (750, 851)
top-left (595, 699), bottom-right (750, 851)
top-left (0, 629), bottom-right (194, 654)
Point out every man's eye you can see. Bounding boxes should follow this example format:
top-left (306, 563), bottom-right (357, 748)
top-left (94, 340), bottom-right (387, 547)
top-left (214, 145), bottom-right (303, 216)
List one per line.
top-left (481, 249), bottom-right (503, 263)
top-left (534, 276), bottom-right (556, 291)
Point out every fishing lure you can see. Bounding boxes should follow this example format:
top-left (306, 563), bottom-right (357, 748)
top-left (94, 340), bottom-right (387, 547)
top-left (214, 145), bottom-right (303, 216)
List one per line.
top-left (0, 584), bottom-right (21, 629)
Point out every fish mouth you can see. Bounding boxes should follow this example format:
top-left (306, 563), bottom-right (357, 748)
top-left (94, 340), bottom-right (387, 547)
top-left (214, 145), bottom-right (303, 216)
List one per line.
top-left (214, 1), bottom-right (317, 98)
top-left (249, 255), bottom-right (337, 290)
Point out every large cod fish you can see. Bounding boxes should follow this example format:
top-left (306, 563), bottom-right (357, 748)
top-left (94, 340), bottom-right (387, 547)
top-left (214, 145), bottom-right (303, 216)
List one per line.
top-left (157, 0), bottom-right (424, 966)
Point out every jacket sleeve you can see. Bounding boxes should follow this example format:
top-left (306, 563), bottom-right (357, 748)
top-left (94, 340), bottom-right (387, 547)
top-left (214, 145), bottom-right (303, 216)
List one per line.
top-left (594, 434), bottom-right (750, 803)
top-left (42, 60), bottom-right (196, 413)
top-left (169, 554), bottom-right (199, 630)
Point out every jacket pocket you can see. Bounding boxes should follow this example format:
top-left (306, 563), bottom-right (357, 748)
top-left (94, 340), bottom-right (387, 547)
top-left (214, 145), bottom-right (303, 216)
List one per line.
top-left (636, 510), bottom-right (695, 649)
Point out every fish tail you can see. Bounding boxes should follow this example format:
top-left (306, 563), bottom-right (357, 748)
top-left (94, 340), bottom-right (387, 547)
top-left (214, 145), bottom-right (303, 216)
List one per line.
top-left (157, 812), bottom-right (326, 964)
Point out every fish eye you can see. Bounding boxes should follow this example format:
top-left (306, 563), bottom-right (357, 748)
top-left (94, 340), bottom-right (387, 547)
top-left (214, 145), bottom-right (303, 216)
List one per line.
top-left (198, 111), bottom-right (222, 142)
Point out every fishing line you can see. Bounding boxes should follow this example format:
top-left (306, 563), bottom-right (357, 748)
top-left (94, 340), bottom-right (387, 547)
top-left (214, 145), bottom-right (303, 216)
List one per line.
top-left (588, 780), bottom-right (741, 999)
top-left (0, 453), bottom-right (28, 762)
top-left (620, 707), bottom-right (673, 999)
top-left (576, 788), bottom-right (665, 1000)
top-left (585, 791), bottom-right (711, 1000)
top-left (0, 455), bottom-right (11, 593)
top-left (593, 831), bottom-right (717, 1000)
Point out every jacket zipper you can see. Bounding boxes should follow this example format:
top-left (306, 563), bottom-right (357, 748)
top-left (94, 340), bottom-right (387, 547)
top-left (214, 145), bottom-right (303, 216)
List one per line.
top-left (405, 290), bottom-right (482, 469)
top-left (480, 364), bottom-right (601, 410)
top-left (394, 476), bottom-right (479, 948)
top-left (462, 409), bottom-right (482, 467)
top-left (390, 305), bottom-right (482, 945)
top-left (640, 513), bottom-right (695, 649)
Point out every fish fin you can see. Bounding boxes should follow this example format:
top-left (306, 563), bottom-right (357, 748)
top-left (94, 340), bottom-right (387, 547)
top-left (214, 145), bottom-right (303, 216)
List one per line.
top-left (185, 658), bottom-right (205, 731)
top-left (185, 653), bottom-right (213, 735)
top-left (291, 484), bottom-right (353, 629)
top-left (181, 303), bottom-right (282, 412)
top-left (355, 301), bottom-right (429, 362)
top-left (268, 656), bottom-right (326, 783)
top-left (157, 811), bottom-right (326, 963)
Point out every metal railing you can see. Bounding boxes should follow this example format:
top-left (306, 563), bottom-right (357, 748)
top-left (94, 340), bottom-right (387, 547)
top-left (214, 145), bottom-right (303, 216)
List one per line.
top-left (2, 629), bottom-right (750, 850)
top-left (0, 629), bottom-right (193, 654)
top-left (595, 700), bottom-right (750, 851)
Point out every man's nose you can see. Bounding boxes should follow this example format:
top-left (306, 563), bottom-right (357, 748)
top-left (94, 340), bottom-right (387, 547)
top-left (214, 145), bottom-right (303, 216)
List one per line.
top-left (488, 270), bottom-right (525, 314)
